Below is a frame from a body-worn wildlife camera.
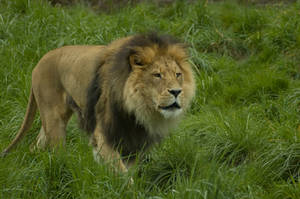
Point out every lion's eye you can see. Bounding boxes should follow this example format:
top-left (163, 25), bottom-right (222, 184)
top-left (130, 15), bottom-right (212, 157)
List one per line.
top-left (176, 73), bottom-right (182, 78)
top-left (153, 73), bottom-right (162, 78)
top-left (134, 60), bottom-right (143, 66)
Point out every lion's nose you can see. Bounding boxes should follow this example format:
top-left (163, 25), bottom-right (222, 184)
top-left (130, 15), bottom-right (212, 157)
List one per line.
top-left (168, 89), bottom-right (182, 98)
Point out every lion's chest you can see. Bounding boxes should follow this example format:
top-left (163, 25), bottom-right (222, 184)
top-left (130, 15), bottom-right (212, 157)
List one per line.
top-left (101, 106), bottom-right (157, 157)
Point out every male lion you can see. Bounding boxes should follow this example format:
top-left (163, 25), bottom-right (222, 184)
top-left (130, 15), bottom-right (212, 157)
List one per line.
top-left (2, 33), bottom-right (195, 172)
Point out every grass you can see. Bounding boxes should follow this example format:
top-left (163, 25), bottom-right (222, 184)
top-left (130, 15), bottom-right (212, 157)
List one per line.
top-left (0, 0), bottom-right (300, 198)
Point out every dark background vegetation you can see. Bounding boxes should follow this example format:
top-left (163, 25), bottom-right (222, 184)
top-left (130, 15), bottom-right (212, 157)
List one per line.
top-left (48, 0), bottom-right (298, 11)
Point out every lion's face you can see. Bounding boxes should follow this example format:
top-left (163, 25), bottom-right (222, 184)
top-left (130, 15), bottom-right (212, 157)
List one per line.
top-left (143, 56), bottom-right (185, 118)
top-left (123, 44), bottom-right (195, 121)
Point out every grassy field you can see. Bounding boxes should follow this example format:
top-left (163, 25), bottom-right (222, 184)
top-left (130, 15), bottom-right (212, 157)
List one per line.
top-left (1, 0), bottom-right (300, 198)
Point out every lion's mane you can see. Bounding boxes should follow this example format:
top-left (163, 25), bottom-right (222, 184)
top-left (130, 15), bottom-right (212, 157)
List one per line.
top-left (81, 33), bottom-right (195, 157)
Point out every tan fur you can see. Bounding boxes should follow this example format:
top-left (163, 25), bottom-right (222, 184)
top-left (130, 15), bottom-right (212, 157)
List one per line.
top-left (1, 34), bottom-right (195, 172)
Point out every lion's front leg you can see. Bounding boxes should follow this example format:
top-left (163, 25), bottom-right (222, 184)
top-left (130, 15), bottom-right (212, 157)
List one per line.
top-left (91, 124), bottom-right (128, 173)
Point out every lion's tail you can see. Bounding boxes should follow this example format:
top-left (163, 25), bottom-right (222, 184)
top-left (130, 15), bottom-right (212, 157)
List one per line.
top-left (1, 89), bottom-right (37, 157)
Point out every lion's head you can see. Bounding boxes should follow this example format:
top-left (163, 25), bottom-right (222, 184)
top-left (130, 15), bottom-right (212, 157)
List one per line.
top-left (119, 34), bottom-right (195, 131)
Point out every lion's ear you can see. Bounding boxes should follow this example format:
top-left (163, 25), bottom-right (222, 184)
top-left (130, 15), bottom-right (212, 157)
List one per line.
top-left (129, 46), bottom-right (156, 69)
top-left (168, 44), bottom-right (189, 63)
top-left (129, 54), bottom-right (144, 67)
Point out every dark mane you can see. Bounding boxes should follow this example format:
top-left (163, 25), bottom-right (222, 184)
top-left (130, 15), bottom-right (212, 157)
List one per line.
top-left (83, 73), bottom-right (101, 133)
top-left (127, 32), bottom-right (181, 49)
top-left (114, 32), bottom-right (182, 68)
top-left (83, 33), bottom-right (181, 140)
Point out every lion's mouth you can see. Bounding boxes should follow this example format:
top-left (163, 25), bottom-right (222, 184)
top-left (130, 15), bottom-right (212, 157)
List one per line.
top-left (159, 102), bottom-right (181, 110)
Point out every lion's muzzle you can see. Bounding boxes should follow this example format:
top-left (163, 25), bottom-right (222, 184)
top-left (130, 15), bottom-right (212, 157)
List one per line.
top-left (157, 90), bottom-right (183, 119)
top-left (158, 101), bottom-right (181, 110)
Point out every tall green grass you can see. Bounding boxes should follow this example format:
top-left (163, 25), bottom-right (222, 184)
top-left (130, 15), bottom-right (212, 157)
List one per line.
top-left (0, 0), bottom-right (299, 198)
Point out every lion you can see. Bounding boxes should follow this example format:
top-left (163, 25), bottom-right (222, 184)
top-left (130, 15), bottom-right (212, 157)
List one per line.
top-left (1, 33), bottom-right (195, 172)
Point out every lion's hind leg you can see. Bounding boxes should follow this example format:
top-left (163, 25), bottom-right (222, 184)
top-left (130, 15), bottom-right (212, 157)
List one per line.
top-left (30, 127), bottom-right (49, 152)
top-left (32, 90), bottom-right (73, 150)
